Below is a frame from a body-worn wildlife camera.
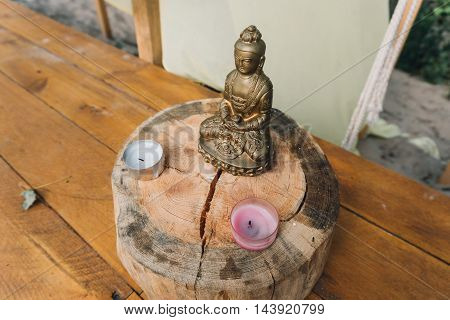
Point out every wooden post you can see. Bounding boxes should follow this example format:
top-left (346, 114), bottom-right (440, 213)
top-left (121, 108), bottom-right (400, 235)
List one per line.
top-left (132, 0), bottom-right (163, 66)
top-left (112, 99), bottom-right (339, 299)
top-left (95, 0), bottom-right (112, 39)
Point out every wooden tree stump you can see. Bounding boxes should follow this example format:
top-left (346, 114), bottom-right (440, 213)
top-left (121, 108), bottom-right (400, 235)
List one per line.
top-left (112, 98), bottom-right (339, 299)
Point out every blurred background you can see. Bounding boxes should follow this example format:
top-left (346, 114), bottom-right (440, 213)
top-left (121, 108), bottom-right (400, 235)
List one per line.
top-left (13, 0), bottom-right (449, 195)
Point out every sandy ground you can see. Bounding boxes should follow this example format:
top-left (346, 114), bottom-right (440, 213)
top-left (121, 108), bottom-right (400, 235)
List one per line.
top-left (13, 0), bottom-right (450, 195)
top-left (358, 71), bottom-right (449, 195)
top-left (14, 0), bottom-right (138, 55)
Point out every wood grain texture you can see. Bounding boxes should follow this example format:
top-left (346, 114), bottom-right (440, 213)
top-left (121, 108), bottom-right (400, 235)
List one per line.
top-left (0, 27), bottom-right (152, 151)
top-left (132, 0), bottom-right (162, 66)
top-left (317, 208), bottom-right (449, 299)
top-left (127, 292), bottom-right (144, 300)
top-left (112, 100), bottom-right (339, 299)
top-left (1, 3), bottom-right (446, 266)
top-left (305, 292), bottom-right (322, 300)
top-left (0, 72), bottom-right (139, 291)
top-left (0, 1), bottom-right (217, 109)
top-left (318, 139), bottom-right (450, 263)
top-left (0, 158), bottom-right (132, 299)
top-left (0, 1), bottom-right (448, 299)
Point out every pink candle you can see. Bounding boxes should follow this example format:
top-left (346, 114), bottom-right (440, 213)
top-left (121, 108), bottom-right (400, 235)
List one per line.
top-left (230, 198), bottom-right (279, 251)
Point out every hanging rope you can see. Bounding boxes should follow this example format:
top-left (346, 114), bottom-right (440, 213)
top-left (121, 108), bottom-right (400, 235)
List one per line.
top-left (341, 0), bottom-right (423, 150)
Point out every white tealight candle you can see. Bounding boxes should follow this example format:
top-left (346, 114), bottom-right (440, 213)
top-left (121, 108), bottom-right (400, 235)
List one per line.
top-left (122, 140), bottom-right (165, 180)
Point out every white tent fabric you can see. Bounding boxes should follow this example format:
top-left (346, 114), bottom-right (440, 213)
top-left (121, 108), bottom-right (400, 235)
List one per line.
top-left (159, 0), bottom-right (389, 145)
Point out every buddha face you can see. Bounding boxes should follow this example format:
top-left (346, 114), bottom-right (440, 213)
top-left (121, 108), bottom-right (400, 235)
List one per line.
top-left (234, 49), bottom-right (263, 75)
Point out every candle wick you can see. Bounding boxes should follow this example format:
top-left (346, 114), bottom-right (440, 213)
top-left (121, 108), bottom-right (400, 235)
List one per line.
top-left (138, 158), bottom-right (144, 162)
top-left (248, 220), bottom-right (252, 228)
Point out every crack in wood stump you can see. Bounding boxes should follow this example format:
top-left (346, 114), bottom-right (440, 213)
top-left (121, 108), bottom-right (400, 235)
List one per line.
top-left (199, 169), bottom-right (222, 240)
top-left (269, 270), bottom-right (276, 300)
top-left (264, 260), bottom-right (276, 299)
top-left (195, 169), bottom-right (222, 299)
top-left (164, 163), bottom-right (186, 174)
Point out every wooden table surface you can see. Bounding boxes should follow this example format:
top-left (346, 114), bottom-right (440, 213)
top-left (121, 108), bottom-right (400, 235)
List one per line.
top-left (0, 1), bottom-right (448, 300)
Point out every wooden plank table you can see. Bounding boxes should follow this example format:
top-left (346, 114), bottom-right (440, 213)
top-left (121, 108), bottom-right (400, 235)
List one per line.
top-left (0, 0), bottom-right (448, 300)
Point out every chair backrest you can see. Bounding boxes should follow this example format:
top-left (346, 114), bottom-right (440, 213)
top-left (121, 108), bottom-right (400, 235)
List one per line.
top-left (131, 0), bottom-right (162, 66)
top-left (104, 0), bottom-right (162, 66)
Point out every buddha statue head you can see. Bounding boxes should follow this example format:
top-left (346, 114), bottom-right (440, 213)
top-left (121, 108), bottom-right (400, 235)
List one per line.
top-left (234, 25), bottom-right (266, 75)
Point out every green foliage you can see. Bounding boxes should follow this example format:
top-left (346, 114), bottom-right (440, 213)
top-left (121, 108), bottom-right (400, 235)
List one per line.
top-left (391, 0), bottom-right (450, 84)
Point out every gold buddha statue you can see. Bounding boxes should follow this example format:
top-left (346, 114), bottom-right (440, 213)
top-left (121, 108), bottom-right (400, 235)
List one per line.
top-left (199, 25), bottom-right (273, 176)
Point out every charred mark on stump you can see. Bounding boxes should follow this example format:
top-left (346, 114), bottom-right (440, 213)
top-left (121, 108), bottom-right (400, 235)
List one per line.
top-left (269, 269), bottom-right (276, 299)
top-left (218, 290), bottom-right (230, 300)
top-left (111, 291), bottom-right (122, 300)
top-left (271, 109), bottom-right (339, 230)
top-left (219, 257), bottom-right (242, 280)
top-left (125, 220), bottom-right (142, 238)
top-left (263, 260), bottom-right (276, 299)
top-left (271, 252), bottom-right (279, 264)
top-left (122, 206), bottom-right (182, 270)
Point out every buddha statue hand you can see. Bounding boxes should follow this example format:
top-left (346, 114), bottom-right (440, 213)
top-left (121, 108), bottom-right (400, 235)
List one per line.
top-left (224, 118), bottom-right (246, 131)
top-left (230, 114), bottom-right (242, 123)
top-left (219, 99), bottom-right (231, 120)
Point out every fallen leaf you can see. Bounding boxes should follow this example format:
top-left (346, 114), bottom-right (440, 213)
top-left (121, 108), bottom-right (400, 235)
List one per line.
top-left (367, 118), bottom-right (409, 139)
top-left (408, 136), bottom-right (441, 160)
top-left (21, 189), bottom-right (37, 210)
